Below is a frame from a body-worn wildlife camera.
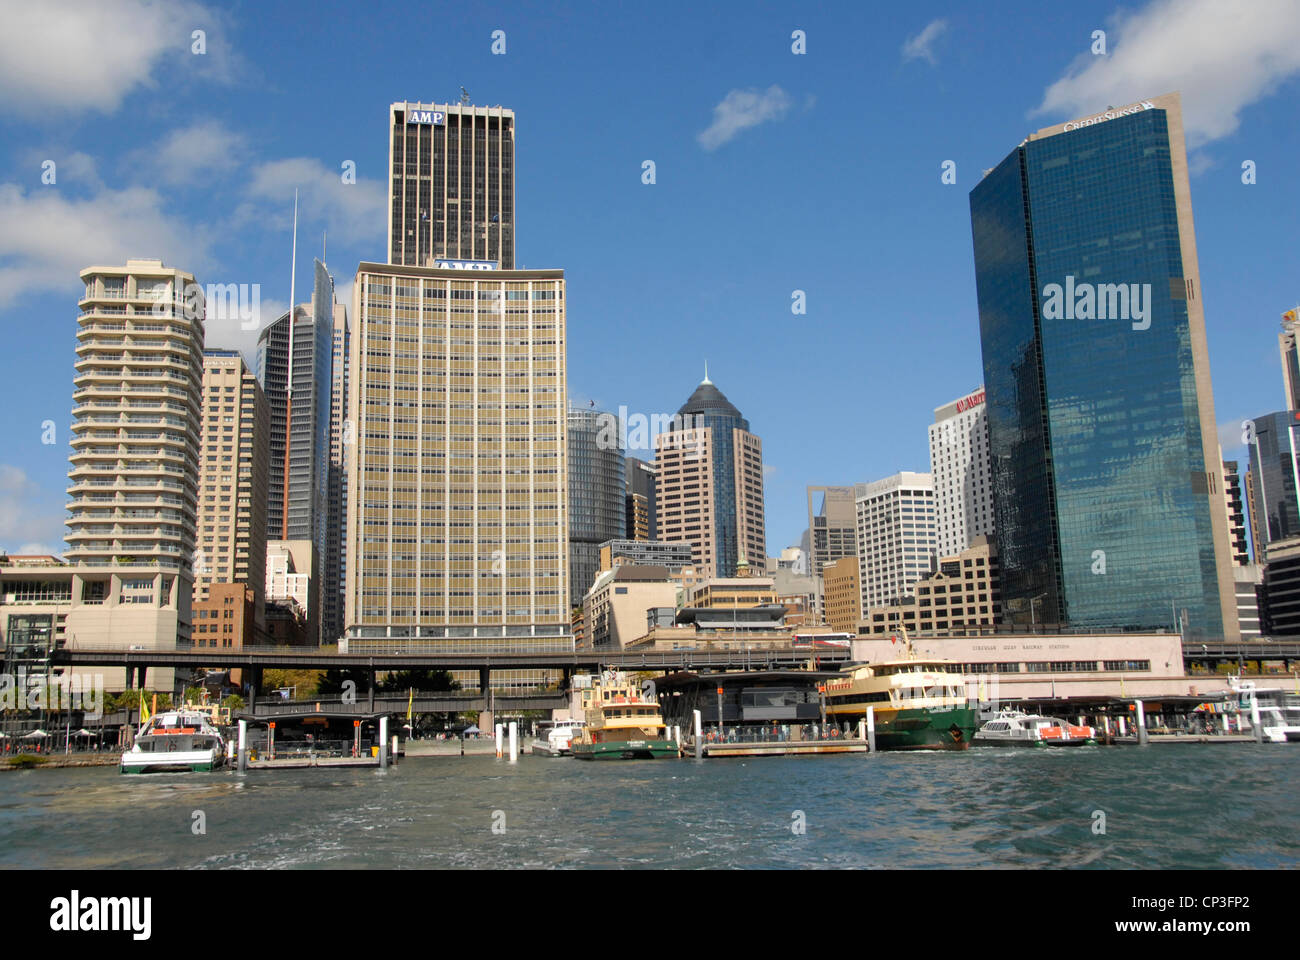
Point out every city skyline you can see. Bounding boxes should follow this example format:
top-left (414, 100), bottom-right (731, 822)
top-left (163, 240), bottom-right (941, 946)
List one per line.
top-left (2, 2), bottom-right (1299, 565)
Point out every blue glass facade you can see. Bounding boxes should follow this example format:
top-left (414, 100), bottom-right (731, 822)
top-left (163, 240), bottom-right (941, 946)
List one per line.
top-left (1246, 411), bottom-right (1300, 547)
top-left (971, 106), bottom-right (1224, 637)
top-left (677, 381), bottom-right (750, 578)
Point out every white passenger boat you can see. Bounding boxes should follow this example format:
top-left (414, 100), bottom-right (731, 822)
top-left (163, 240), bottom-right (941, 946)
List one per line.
top-left (1231, 678), bottom-right (1300, 742)
top-left (120, 709), bottom-right (227, 773)
top-left (529, 719), bottom-right (585, 756)
top-left (974, 709), bottom-right (1097, 747)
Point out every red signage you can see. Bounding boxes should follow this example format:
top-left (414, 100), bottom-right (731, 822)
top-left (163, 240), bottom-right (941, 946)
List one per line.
top-left (955, 390), bottom-right (986, 413)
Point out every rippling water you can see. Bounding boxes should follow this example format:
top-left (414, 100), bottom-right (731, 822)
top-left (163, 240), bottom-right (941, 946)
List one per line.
top-left (2, 745), bottom-right (1296, 869)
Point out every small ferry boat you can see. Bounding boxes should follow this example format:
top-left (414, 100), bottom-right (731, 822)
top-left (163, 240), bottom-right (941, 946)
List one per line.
top-left (1231, 678), bottom-right (1300, 742)
top-left (530, 719), bottom-right (585, 756)
top-left (825, 630), bottom-right (976, 750)
top-left (974, 709), bottom-right (1097, 746)
top-left (120, 708), bottom-right (227, 774)
top-left (571, 672), bottom-right (678, 760)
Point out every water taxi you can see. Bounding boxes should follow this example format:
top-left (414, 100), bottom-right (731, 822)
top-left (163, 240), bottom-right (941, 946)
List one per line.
top-left (120, 708), bottom-right (227, 774)
top-left (1231, 678), bottom-right (1300, 742)
top-left (530, 719), bottom-right (585, 756)
top-left (974, 709), bottom-right (1097, 746)
top-left (571, 672), bottom-right (678, 760)
top-left (824, 631), bottom-right (976, 750)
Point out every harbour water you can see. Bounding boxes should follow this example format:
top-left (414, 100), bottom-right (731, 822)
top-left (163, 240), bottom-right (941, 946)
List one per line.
top-left (2, 746), bottom-right (1296, 869)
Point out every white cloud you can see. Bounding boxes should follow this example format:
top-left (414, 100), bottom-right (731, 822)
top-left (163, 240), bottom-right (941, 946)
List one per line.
top-left (0, 0), bottom-right (237, 116)
top-left (1034, 0), bottom-right (1300, 147)
top-left (0, 183), bottom-right (212, 307)
top-left (902, 19), bottom-right (949, 66)
top-left (697, 85), bottom-right (793, 151)
top-left (242, 157), bottom-right (386, 248)
top-left (133, 119), bottom-right (247, 187)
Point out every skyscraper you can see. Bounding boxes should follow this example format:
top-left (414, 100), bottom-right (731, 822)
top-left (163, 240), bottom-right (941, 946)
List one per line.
top-left (387, 101), bottom-right (515, 269)
top-left (1221, 459), bottom-right (1249, 567)
top-left (194, 350), bottom-right (269, 639)
top-left (1278, 308), bottom-right (1300, 410)
top-left (567, 407), bottom-right (626, 602)
top-left (970, 92), bottom-right (1237, 639)
top-left (324, 299), bottom-right (350, 645)
top-left (626, 456), bottom-right (658, 541)
top-left (344, 263), bottom-right (568, 648)
top-left (257, 258), bottom-right (336, 642)
top-left (854, 472), bottom-right (936, 614)
top-left (654, 374), bottom-right (765, 579)
top-left (928, 387), bottom-right (994, 558)
top-left (1245, 411), bottom-right (1300, 549)
top-left (805, 486), bottom-right (857, 578)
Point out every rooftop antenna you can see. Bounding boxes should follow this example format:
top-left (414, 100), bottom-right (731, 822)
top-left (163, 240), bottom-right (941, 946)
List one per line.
top-left (322, 230), bottom-right (326, 265)
top-left (702, 361), bottom-right (711, 385)
top-left (460, 86), bottom-right (471, 105)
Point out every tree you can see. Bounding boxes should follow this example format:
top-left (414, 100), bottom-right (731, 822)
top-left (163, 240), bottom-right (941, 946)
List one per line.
top-left (221, 694), bottom-right (245, 711)
top-left (376, 669), bottom-right (459, 693)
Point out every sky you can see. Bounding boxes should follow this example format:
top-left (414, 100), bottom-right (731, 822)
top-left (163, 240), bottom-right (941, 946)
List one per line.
top-left (1, 0), bottom-right (1299, 559)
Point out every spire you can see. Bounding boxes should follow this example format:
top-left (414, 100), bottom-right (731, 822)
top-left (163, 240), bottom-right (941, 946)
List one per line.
top-left (702, 361), bottom-right (711, 385)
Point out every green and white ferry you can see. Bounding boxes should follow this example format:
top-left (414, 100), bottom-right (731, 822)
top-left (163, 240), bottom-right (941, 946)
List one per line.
top-left (824, 632), bottom-right (976, 751)
top-left (571, 672), bottom-right (678, 760)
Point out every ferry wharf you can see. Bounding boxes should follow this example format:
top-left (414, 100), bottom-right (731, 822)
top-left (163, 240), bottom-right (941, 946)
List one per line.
top-left (234, 710), bottom-right (397, 771)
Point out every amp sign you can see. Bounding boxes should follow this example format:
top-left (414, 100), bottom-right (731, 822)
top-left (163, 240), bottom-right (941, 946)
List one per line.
top-left (435, 259), bottom-right (498, 270)
top-left (407, 110), bottom-right (445, 125)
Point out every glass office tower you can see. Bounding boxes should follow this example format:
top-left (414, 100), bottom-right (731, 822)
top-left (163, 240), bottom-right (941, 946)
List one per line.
top-left (970, 92), bottom-right (1237, 639)
top-left (1246, 411), bottom-right (1300, 547)
top-left (567, 407), bottom-right (627, 602)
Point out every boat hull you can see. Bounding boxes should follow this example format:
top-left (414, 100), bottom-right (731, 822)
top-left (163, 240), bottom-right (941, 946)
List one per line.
top-left (872, 707), bottom-right (977, 751)
top-left (572, 739), bottom-right (678, 760)
top-left (120, 751), bottom-right (224, 774)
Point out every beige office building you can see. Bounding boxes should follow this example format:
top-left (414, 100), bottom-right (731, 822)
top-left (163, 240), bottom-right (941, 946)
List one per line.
top-left (195, 351), bottom-right (268, 634)
top-left (861, 536), bottom-right (1001, 636)
top-left (806, 486), bottom-right (857, 577)
top-left (655, 376), bottom-right (765, 579)
top-left (823, 556), bottom-right (861, 634)
top-left (344, 262), bottom-right (569, 650)
top-left (583, 565), bottom-right (677, 649)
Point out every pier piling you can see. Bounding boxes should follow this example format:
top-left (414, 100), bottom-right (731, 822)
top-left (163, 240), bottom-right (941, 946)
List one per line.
top-left (866, 708), bottom-right (876, 753)
top-left (508, 721), bottom-right (518, 763)
top-left (237, 720), bottom-right (247, 772)
top-left (1250, 693), bottom-right (1263, 743)
top-left (379, 716), bottom-right (389, 769)
top-left (495, 723), bottom-right (503, 758)
top-left (1136, 700), bottom-right (1149, 745)
top-left (693, 710), bottom-right (702, 759)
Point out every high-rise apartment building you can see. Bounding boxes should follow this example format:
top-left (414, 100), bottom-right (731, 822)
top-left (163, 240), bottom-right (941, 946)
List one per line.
top-left (929, 387), bottom-right (994, 557)
top-left (387, 101), bottom-right (515, 269)
top-left (567, 407), bottom-right (626, 603)
top-left (194, 350), bottom-right (269, 638)
top-left (626, 456), bottom-right (657, 541)
top-left (324, 299), bottom-right (350, 644)
top-left (805, 486), bottom-right (856, 577)
top-left (61, 259), bottom-right (207, 688)
top-left (343, 263), bottom-right (568, 649)
top-left (257, 258), bottom-right (336, 643)
top-left (655, 375), bottom-right (765, 579)
top-left (854, 472), bottom-right (936, 613)
top-left (970, 92), bottom-right (1237, 638)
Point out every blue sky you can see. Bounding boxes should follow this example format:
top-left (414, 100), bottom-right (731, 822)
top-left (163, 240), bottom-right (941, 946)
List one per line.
top-left (2, 0), bottom-right (1299, 557)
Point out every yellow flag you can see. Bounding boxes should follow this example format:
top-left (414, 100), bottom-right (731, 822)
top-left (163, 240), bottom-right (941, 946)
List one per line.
top-left (139, 692), bottom-right (150, 725)
top-left (407, 687), bottom-right (414, 721)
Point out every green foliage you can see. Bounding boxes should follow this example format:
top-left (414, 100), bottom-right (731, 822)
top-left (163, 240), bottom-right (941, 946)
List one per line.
top-left (377, 669), bottom-right (459, 693)
top-left (221, 694), bottom-right (245, 711)
top-left (5, 754), bottom-right (49, 768)
top-left (262, 669), bottom-right (325, 698)
top-left (316, 669), bottom-right (372, 695)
